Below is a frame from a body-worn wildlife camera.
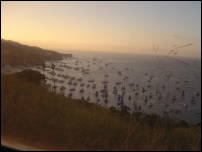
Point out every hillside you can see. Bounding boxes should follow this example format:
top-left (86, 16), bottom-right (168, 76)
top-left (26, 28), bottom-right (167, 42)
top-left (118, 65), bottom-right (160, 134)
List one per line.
top-left (1, 39), bottom-right (72, 67)
top-left (1, 70), bottom-right (201, 151)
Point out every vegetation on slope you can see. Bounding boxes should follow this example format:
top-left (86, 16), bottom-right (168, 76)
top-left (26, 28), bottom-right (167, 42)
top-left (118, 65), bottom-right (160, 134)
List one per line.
top-left (1, 39), bottom-right (72, 67)
top-left (1, 70), bottom-right (201, 151)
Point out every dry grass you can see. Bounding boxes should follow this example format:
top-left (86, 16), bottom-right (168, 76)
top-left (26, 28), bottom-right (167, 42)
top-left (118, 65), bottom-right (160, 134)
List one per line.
top-left (1, 70), bottom-right (201, 151)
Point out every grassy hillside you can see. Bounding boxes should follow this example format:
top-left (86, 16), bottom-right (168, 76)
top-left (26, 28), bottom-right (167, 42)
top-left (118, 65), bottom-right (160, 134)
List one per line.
top-left (1, 70), bottom-right (201, 151)
top-left (1, 39), bottom-right (72, 67)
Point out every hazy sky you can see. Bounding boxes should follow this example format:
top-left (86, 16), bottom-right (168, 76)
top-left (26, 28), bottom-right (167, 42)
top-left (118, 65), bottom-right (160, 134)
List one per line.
top-left (1, 1), bottom-right (201, 57)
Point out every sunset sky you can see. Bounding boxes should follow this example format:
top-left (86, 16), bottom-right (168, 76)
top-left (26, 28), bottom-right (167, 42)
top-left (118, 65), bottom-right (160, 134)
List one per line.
top-left (1, 1), bottom-right (201, 57)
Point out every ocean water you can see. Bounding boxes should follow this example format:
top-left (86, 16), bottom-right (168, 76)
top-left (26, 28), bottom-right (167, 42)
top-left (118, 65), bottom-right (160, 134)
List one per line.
top-left (31, 52), bottom-right (201, 124)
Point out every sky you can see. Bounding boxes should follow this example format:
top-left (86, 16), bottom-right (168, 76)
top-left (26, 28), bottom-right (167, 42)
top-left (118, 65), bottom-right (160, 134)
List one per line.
top-left (1, 1), bottom-right (201, 58)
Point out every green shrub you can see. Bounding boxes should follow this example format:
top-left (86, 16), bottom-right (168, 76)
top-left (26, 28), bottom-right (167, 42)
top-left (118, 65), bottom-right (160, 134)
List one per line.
top-left (14, 69), bottom-right (45, 84)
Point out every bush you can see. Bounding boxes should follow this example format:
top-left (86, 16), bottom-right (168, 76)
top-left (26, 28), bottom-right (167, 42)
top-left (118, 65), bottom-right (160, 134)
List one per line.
top-left (15, 69), bottom-right (45, 84)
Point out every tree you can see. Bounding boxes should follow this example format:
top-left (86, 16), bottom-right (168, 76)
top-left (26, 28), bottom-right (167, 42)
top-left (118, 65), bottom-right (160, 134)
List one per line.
top-left (15, 69), bottom-right (45, 84)
top-left (51, 63), bottom-right (56, 92)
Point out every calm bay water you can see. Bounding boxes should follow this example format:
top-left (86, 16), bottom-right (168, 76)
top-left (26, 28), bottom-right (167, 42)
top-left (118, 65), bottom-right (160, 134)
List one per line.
top-left (31, 52), bottom-right (201, 124)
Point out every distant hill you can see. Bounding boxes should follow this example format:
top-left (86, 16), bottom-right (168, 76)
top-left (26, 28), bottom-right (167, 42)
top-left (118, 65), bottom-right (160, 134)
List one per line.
top-left (1, 39), bottom-right (72, 67)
